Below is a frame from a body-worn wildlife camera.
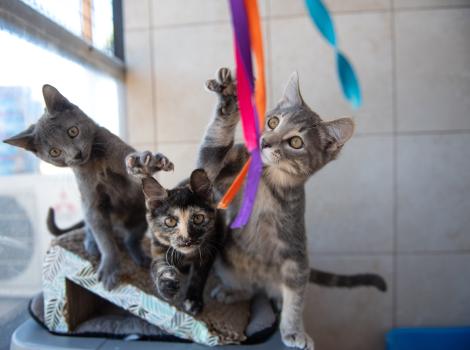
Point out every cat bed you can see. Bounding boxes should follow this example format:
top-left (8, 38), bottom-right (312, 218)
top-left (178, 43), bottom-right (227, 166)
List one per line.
top-left (29, 229), bottom-right (277, 346)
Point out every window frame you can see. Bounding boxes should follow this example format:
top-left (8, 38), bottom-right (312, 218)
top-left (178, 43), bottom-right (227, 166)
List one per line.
top-left (0, 0), bottom-right (125, 81)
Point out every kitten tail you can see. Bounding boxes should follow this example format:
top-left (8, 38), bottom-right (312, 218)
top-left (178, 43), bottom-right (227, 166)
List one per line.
top-left (309, 268), bottom-right (387, 292)
top-left (47, 207), bottom-right (85, 236)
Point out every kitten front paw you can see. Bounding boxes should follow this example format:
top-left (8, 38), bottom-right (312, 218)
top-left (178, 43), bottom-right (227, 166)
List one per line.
top-left (126, 151), bottom-right (174, 178)
top-left (156, 268), bottom-right (181, 301)
top-left (97, 259), bottom-right (120, 290)
top-left (182, 298), bottom-right (203, 316)
top-left (281, 329), bottom-right (314, 350)
top-left (205, 67), bottom-right (238, 116)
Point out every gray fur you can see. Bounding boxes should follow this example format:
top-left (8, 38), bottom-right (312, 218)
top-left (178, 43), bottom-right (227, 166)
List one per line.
top-left (198, 69), bottom-right (356, 350)
top-left (3, 85), bottom-right (173, 290)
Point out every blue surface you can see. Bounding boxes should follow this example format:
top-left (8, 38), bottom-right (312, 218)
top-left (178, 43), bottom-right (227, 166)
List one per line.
top-left (387, 327), bottom-right (470, 350)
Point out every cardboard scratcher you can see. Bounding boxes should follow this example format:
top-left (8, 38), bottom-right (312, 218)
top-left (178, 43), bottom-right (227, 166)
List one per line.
top-left (41, 229), bottom-right (252, 346)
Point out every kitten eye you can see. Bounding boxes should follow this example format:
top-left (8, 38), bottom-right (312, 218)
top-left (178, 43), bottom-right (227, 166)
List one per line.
top-left (192, 214), bottom-right (205, 225)
top-left (49, 148), bottom-right (62, 157)
top-left (67, 126), bottom-right (79, 138)
top-left (267, 117), bottom-right (279, 129)
top-left (164, 217), bottom-right (177, 228)
top-left (289, 136), bottom-right (303, 149)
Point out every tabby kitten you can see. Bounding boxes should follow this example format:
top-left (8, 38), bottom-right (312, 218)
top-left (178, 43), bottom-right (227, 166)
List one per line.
top-left (3, 85), bottom-right (173, 290)
top-left (126, 152), bottom-right (224, 315)
top-left (198, 68), bottom-right (384, 350)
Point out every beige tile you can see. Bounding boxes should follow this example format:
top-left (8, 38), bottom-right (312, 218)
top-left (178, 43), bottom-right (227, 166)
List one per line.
top-left (305, 254), bottom-right (393, 350)
top-left (151, 0), bottom-right (268, 27)
top-left (269, 0), bottom-right (391, 17)
top-left (125, 29), bottom-right (155, 145)
top-left (394, 0), bottom-right (470, 9)
top-left (151, 16), bottom-right (269, 144)
top-left (270, 13), bottom-right (393, 134)
top-left (123, 0), bottom-right (150, 30)
top-left (397, 253), bottom-right (470, 326)
top-left (152, 0), bottom-right (230, 27)
top-left (128, 142), bottom-right (156, 153)
top-left (306, 136), bottom-right (394, 253)
top-left (153, 23), bottom-right (235, 143)
top-left (397, 134), bottom-right (470, 253)
top-left (396, 8), bottom-right (470, 132)
top-left (154, 142), bottom-right (200, 188)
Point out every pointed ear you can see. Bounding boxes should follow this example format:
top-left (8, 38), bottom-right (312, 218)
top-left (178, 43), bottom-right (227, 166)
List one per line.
top-left (142, 177), bottom-right (167, 209)
top-left (42, 84), bottom-right (72, 113)
top-left (275, 72), bottom-right (304, 109)
top-left (189, 169), bottom-right (212, 200)
top-left (323, 117), bottom-right (355, 153)
top-left (3, 124), bottom-right (37, 152)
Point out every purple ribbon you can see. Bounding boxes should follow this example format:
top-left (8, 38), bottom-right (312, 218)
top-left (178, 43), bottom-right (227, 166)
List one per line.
top-left (228, 0), bottom-right (263, 228)
top-left (231, 150), bottom-right (263, 229)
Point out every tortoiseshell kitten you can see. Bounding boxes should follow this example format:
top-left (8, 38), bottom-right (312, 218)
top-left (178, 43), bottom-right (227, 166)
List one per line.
top-left (126, 152), bottom-right (224, 315)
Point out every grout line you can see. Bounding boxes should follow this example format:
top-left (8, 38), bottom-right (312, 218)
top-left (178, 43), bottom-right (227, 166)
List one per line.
top-left (266, 0), bottom-right (273, 108)
top-left (269, 8), bottom-right (391, 20)
top-left (391, 3), bottom-right (398, 328)
top-left (150, 19), bottom-right (231, 30)
top-left (357, 129), bottom-right (470, 137)
top-left (311, 252), bottom-right (395, 257)
top-left (148, 0), bottom-right (157, 150)
top-left (393, 4), bottom-right (470, 12)
top-left (311, 250), bottom-right (470, 256)
top-left (394, 129), bottom-right (470, 136)
top-left (124, 26), bottom-right (150, 32)
top-left (133, 4), bottom-right (470, 32)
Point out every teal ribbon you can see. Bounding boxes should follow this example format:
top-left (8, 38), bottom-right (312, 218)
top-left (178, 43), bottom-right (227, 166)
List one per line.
top-left (305, 0), bottom-right (362, 108)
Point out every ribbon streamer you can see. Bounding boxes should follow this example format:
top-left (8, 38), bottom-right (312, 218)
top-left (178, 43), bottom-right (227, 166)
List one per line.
top-left (219, 0), bottom-right (265, 229)
top-left (221, 0), bottom-right (361, 228)
top-left (305, 0), bottom-right (362, 108)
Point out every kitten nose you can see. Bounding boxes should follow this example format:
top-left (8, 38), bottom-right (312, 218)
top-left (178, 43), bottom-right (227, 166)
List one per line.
top-left (181, 238), bottom-right (194, 246)
top-left (73, 151), bottom-right (82, 160)
top-left (261, 138), bottom-right (271, 149)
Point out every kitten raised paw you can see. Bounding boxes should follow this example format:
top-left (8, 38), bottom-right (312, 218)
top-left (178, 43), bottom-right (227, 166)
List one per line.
top-left (126, 151), bottom-right (174, 178)
top-left (205, 67), bottom-right (238, 116)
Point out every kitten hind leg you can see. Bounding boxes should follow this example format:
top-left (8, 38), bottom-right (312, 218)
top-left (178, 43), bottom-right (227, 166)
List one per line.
top-left (124, 221), bottom-right (150, 268)
top-left (83, 226), bottom-right (100, 257)
top-left (126, 150), bottom-right (174, 179)
top-left (210, 284), bottom-right (253, 304)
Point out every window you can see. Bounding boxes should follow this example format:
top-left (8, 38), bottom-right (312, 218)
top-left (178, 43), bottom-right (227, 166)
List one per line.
top-left (20, 0), bottom-right (117, 56)
top-left (0, 0), bottom-right (125, 338)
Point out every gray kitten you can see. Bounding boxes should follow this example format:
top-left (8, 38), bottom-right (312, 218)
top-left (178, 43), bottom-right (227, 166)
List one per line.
top-left (198, 68), bottom-right (384, 350)
top-left (3, 85), bottom-right (173, 290)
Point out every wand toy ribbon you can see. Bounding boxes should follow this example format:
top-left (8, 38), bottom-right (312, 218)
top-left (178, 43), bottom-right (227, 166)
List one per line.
top-left (219, 0), bottom-right (361, 228)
